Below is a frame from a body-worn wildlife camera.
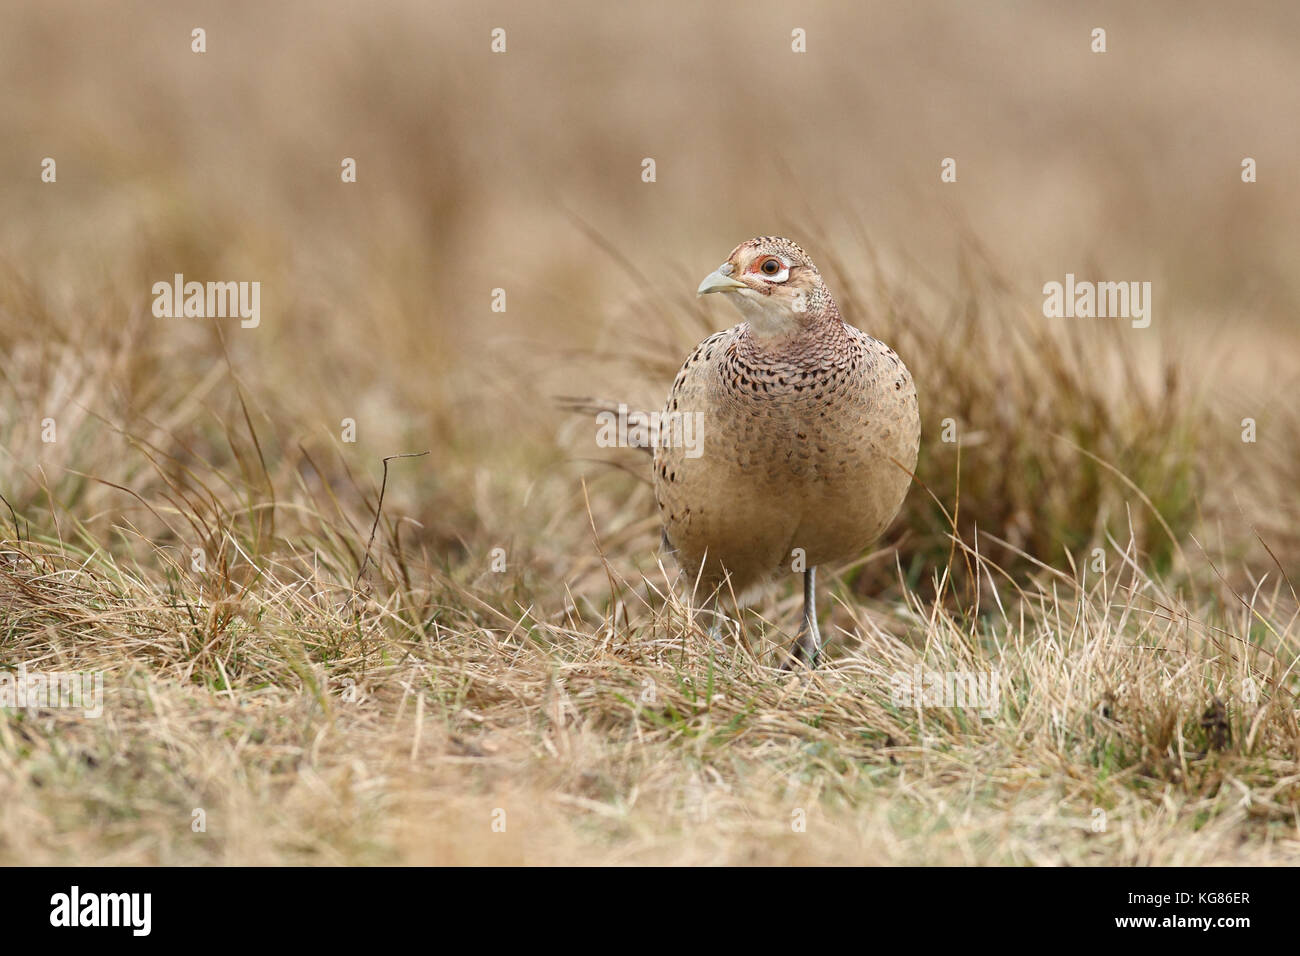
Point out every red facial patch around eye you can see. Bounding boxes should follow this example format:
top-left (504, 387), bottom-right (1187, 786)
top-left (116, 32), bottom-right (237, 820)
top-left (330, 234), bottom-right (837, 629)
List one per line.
top-left (752, 256), bottom-right (783, 276)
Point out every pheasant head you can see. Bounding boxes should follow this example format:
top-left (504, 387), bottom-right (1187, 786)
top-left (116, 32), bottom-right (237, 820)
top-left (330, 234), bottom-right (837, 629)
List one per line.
top-left (696, 236), bottom-right (837, 340)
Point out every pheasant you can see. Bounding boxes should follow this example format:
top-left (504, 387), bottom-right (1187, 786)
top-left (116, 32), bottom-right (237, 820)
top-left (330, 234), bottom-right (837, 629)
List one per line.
top-left (653, 237), bottom-right (920, 665)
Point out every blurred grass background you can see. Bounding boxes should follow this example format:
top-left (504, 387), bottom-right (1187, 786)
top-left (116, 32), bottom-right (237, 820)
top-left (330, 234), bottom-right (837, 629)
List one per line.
top-left (4, 0), bottom-right (1298, 582)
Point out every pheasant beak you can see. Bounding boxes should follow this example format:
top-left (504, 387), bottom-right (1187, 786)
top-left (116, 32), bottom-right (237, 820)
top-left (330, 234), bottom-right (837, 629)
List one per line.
top-left (697, 265), bottom-right (747, 296)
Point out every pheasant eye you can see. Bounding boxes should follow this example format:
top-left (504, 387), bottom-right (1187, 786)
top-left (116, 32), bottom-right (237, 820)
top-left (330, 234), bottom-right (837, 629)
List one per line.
top-left (760, 257), bottom-right (781, 276)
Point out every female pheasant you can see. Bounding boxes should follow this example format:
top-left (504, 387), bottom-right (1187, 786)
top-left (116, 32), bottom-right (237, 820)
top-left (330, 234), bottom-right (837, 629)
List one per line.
top-left (653, 237), bottom-right (920, 665)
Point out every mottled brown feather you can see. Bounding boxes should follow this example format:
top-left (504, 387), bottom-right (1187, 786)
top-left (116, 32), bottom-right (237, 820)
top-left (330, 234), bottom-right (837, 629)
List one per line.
top-left (653, 238), bottom-right (920, 601)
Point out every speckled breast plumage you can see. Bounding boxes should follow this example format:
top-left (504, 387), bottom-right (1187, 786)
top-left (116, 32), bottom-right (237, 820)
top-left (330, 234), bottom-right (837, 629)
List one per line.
top-left (653, 319), bottom-right (920, 598)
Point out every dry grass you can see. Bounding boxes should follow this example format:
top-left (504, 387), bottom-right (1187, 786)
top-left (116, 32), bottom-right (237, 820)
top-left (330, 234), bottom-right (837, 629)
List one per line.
top-left (2, 0), bottom-right (1299, 864)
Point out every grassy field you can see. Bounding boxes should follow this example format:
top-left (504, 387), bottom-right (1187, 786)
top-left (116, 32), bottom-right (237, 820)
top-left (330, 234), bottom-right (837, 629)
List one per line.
top-left (2, 0), bottom-right (1299, 864)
